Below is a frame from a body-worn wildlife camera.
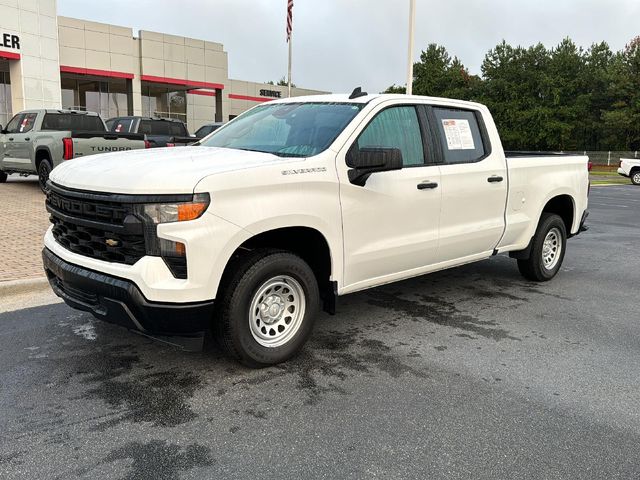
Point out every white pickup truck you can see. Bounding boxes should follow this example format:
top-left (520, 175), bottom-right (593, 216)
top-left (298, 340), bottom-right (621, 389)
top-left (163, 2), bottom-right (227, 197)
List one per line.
top-left (42, 92), bottom-right (589, 367)
top-left (617, 158), bottom-right (640, 185)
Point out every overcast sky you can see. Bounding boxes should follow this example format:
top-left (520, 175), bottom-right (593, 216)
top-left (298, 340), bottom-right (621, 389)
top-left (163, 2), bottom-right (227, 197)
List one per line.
top-left (58, 0), bottom-right (640, 94)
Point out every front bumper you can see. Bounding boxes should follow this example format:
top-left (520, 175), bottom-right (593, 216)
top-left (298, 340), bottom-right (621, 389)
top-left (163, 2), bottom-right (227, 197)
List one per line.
top-left (43, 248), bottom-right (214, 338)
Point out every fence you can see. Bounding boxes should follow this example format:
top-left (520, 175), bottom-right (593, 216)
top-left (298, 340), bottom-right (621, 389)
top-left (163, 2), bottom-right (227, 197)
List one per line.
top-left (562, 151), bottom-right (638, 166)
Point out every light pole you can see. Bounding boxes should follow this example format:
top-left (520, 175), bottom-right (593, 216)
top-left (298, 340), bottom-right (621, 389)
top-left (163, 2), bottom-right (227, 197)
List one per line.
top-left (406, 0), bottom-right (416, 95)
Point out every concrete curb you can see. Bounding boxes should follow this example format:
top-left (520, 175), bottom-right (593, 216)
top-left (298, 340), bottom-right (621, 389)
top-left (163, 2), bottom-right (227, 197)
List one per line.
top-left (591, 183), bottom-right (630, 187)
top-left (0, 277), bottom-right (50, 297)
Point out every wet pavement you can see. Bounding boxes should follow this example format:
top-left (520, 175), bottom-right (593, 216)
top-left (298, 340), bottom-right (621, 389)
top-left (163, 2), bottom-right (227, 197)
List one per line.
top-left (1, 186), bottom-right (639, 479)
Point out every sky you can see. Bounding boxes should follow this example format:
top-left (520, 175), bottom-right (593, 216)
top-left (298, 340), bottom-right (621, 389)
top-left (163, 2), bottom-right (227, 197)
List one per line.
top-left (58, 0), bottom-right (640, 94)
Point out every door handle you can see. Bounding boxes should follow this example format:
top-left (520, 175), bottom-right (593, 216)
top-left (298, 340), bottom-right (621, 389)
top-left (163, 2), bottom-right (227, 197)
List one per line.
top-left (24, 137), bottom-right (30, 141)
top-left (417, 181), bottom-right (439, 190)
top-left (8, 137), bottom-right (14, 141)
top-left (487, 175), bottom-right (504, 183)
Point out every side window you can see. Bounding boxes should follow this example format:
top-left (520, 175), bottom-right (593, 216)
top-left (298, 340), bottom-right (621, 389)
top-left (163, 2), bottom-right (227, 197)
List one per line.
top-left (357, 106), bottom-right (424, 167)
top-left (432, 107), bottom-right (487, 164)
top-left (4, 114), bottom-right (24, 134)
top-left (112, 119), bottom-right (132, 133)
top-left (17, 113), bottom-right (37, 133)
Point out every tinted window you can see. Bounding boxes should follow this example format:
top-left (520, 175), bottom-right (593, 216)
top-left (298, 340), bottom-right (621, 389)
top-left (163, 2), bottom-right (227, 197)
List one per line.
top-left (433, 108), bottom-right (486, 164)
top-left (357, 106), bottom-right (424, 167)
top-left (195, 125), bottom-right (213, 138)
top-left (4, 114), bottom-right (24, 134)
top-left (109, 118), bottom-right (133, 133)
top-left (41, 114), bottom-right (105, 132)
top-left (202, 102), bottom-right (362, 157)
top-left (139, 120), bottom-right (187, 137)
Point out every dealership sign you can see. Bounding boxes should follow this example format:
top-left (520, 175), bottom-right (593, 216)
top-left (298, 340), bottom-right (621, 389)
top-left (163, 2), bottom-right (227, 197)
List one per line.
top-left (260, 89), bottom-right (282, 98)
top-left (1, 33), bottom-right (20, 50)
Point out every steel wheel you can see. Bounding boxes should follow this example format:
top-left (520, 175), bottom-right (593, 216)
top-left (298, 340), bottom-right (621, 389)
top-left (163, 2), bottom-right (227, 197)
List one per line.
top-left (542, 227), bottom-right (562, 270)
top-left (249, 275), bottom-right (306, 348)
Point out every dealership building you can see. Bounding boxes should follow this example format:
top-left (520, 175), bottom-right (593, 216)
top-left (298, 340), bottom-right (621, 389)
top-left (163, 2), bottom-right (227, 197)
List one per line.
top-left (0, 0), bottom-right (326, 132)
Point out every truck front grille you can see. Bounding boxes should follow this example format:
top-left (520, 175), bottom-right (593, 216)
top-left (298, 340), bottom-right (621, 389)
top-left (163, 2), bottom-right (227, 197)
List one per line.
top-left (46, 184), bottom-right (146, 265)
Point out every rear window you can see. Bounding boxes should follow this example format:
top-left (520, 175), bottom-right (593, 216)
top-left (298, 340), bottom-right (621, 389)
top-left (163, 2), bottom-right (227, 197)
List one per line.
top-left (41, 114), bottom-right (105, 132)
top-left (432, 107), bottom-right (487, 164)
top-left (109, 118), bottom-right (134, 133)
top-left (139, 120), bottom-right (187, 137)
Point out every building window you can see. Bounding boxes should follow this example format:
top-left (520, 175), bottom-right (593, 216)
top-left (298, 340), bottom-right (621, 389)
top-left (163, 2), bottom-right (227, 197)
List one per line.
top-left (0, 62), bottom-right (12, 129)
top-left (60, 74), bottom-right (131, 119)
top-left (141, 83), bottom-right (187, 122)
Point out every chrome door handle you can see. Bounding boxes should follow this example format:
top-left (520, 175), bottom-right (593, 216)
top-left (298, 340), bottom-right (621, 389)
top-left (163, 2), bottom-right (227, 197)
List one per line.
top-left (417, 182), bottom-right (439, 190)
top-left (487, 176), bottom-right (504, 183)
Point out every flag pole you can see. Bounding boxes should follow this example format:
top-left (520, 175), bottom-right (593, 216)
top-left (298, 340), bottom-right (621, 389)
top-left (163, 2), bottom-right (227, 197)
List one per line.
top-left (288, 33), bottom-right (292, 97)
top-left (287, 0), bottom-right (293, 97)
top-left (406, 0), bottom-right (416, 95)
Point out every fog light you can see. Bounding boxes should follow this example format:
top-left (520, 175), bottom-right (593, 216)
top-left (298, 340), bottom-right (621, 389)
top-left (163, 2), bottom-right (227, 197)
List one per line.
top-left (160, 239), bottom-right (187, 279)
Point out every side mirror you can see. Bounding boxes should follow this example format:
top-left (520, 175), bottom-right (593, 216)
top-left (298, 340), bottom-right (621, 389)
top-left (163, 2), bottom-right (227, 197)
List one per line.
top-left (346, 146), bottom-right (403, 186)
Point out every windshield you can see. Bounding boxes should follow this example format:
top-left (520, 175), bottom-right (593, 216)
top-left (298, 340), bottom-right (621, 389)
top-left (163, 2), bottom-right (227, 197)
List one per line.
top-left (201, 102), bottom-right (363, 157)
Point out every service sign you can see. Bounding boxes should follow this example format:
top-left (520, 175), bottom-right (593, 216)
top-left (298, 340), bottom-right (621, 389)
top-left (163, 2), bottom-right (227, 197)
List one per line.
top-left (1, 32), bottom-right (21, 50)
top-left (260, 89), bottom-right (282, 98)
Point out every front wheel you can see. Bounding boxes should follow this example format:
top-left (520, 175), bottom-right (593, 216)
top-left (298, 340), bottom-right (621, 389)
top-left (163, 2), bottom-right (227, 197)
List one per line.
top-left (631, 170), bottom-right (640, 185)
top-left (0, 171), bottom-right (7, 183)
top-left (517, 213), bottom-right (567, 282)
top-left (214, 249), bottom-right (320, 367)
top-left (38, 159), bottom-right (52, 192)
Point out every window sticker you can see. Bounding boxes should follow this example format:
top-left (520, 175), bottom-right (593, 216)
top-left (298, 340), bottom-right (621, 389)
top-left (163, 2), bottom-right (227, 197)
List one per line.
top-left (441, 119), bottom-right (475, 150)
top-left (19, 117), bottom-right (30, 133)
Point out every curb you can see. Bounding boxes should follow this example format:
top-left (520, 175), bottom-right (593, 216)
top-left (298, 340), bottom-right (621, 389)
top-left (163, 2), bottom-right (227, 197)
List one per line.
top-left (0, 277), bottom-right (50, 297)
top-left (590, 183), bottom-right (630, 187)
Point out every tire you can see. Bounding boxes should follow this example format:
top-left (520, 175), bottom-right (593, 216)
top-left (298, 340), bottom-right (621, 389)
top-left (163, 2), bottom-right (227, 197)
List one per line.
top-left (0, 171), bottom-right (7, 183)
top-left (517, 213), bottom-right (567, 282)
top-left (631, 170), bottom-right (640, 186)
top-left (38, 159), bottom-right (52, 193)
top-left (214, 249), bottom-right (320, 367)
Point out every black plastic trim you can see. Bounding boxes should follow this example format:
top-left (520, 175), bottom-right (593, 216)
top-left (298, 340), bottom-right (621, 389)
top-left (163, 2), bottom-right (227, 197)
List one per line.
top-left (48, 181), bottom-right (194, 204)
top-left (43, 248), bottom-right (213, 337)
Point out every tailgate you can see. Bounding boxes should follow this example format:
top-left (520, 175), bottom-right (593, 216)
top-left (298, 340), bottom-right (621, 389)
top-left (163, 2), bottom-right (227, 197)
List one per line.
top-left (70, 132), bottom-right (147, 158)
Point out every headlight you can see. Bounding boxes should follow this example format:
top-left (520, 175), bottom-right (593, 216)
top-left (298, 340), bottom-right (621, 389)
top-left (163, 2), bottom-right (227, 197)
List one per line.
top-left (136, 193), bottom-right (210, 224)
top-left (134, 193), bottom-right (210, 279)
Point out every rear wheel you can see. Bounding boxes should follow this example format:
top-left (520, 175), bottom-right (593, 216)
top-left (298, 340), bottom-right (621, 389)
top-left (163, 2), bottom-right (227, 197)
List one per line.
top-left (38, 159), bottom-right (52, 192)
top-left (517, 213), bottom-right (567, 282)
top-left (631, 170), bottom-right (640, 185)
top-left (214, 249), bottom-right (320, 367)
top-left (0, 171), bottom-right (7, 183)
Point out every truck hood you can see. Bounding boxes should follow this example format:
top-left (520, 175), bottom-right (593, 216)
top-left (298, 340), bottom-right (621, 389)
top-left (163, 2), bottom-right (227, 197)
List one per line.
top-left (50, 146), bottom-right (291, 194)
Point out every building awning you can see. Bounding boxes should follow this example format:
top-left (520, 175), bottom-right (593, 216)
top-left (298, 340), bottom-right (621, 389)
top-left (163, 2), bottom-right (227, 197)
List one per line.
top-left (0, 51), bottom-right (20, 61)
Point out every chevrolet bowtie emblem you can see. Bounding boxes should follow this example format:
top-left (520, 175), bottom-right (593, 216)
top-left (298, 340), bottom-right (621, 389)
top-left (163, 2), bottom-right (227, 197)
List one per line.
top-left (105, 239), bottom-right (119, 247)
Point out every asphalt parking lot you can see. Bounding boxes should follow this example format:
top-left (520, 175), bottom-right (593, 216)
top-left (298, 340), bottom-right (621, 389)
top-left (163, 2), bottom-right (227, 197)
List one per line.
top-left (1, 185), bottom-right (639, 479)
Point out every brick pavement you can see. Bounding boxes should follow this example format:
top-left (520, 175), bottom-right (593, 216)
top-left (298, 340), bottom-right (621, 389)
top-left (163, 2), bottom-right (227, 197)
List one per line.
top-left (0, 177), bottom-right (51, 282)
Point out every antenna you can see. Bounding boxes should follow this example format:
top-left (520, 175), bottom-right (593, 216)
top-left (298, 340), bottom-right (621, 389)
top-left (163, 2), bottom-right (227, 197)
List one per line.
top-left (349, 87), bottom-right (368, 99)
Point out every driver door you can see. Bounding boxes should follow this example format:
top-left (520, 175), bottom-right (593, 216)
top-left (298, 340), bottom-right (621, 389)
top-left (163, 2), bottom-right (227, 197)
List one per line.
top-left (2, 113), bottom-right (36, 171)
top-left (338, 104), bottom-right (442, 291)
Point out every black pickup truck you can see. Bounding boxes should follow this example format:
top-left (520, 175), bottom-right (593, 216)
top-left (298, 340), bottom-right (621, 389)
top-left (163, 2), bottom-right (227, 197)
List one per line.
top-left (106, 116), bottom-right (193, 148)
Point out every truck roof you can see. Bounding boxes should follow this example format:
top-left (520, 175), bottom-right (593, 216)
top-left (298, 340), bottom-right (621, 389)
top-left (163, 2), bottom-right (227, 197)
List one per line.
top-left (268, 93), bottom-right (486, 110)
top-left (19, 109), bottom-right (101, 116)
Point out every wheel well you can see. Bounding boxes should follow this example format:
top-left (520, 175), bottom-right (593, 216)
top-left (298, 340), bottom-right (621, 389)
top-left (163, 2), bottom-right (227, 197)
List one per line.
top-left (221, 227), bottom-right (334, 311)
top-left (542, 195), bottom-right (574, 233)
top-left (35, 149), bottom-right (51, 170)
top-left (631, 166), bottom-right (640, 175)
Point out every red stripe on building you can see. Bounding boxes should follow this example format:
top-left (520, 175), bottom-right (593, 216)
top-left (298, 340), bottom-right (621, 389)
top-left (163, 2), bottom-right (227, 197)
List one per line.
top-left (60, 65), bottom-right (134, 79)
top-left (228, 94), bottom-right (272, 103)
top-left (141, 75), bottom-right (224, 90)
top-left (0, 51), bottom-right (21, 61)
top-left (187, 89), bottom-right (216, 97)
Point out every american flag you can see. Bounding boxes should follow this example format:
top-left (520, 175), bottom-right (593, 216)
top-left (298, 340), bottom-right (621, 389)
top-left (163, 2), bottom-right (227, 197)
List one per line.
top-left (286, 0), bottom-right (294, 42)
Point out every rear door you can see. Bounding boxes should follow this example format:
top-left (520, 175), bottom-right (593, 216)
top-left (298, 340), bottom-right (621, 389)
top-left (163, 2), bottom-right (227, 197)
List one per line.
top-left (339, 103), bottom-right (442, 290)
top-left (430, 106), bottom-right (508, 262)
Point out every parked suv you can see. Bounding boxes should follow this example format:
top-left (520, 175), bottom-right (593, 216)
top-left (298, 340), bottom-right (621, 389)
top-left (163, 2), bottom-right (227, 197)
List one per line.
top-left (194, 122), bottom-right (224, 139)
top-left (106, 116), bottom-right (193, 148)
